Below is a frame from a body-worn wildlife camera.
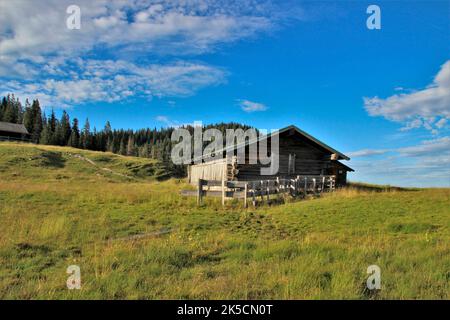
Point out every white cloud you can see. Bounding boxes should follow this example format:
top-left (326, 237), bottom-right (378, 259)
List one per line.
top-left (155, 115), bottom-right (189, 128)
top-left (0, 0), bottom-right (277, 65)
top-left (349, 156), bottom-right (450, 187)
top-left (1, 59), bottom-right (226, 108)
top-left (397, 136), bottom-right (450, 157)
top-left (156, 115), bottom-right (169, 123)
top-left (346, 149), bottom-right (390, 158)
top-left (348, 137), bottom-right (450, 187)
top-left (238, 99), bottom-right (268, 112)
top-left (0, 0), bottom-right (296, 107)
top-left (348, 137), bottom-right (450, 159)
top-left (364, 60), bottom-right (450, 133)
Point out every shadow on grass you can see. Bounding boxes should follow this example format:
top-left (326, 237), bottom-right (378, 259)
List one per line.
top-left (36, 151), bottom-right (66, 168)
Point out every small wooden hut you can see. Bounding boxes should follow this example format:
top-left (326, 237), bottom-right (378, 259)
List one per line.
top-left (0, 121), bottom-right (30, 141)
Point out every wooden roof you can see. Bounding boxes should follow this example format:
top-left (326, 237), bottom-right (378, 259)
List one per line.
top-left (195, 124), bottom-right (350, 162)
top-left (279, 125), bottom-right (350, 160)
top-left (0, 121), bottom-right (30, 135)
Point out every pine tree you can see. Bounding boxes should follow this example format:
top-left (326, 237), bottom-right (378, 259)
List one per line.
top-left (126, 135), bottom-right (136, 156)
top-left (39, 124), bottom-right (51, 145)
top-left (23, 99), bottom-right (33, 133)
top-left (60, 111), bottom-right (71, 145)
top-left (68, 118), bottom-right (80, 148)
top-left (31, 100), bottom-right (42, 143)
top-left (103, 121), bottom-right (113, 152)
top-left (81, 118), bottom-right (91, 149)
top-left (49, 109), bottom-right (57, 132)
top-left (104, 121), bottom-right (112, 135)
top-left (91, 127), bottom-right (98, 150)
top-left (54, 122), bottom-right (64, 146)
top-left (47, 109), bottom-right (57, 144)
top-left (119, 137), bottom-right (126, 155)
top-left (139, 143), bottom-right (150, 158)
top-left (3, 95), bottom-right (18, 123)
top-left (106, 136), bottom-right (115, 152)
top-left (0, 97), bottom-right (6, 121)
top-left (16, 97), bottom-right (23, 124)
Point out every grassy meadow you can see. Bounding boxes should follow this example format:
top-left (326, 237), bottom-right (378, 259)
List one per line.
top-left (0, 142), bottom-right (449, 299)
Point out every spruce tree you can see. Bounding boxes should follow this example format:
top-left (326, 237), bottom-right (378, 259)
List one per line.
top-left (81, 118), bottom-right (91, 149)
top-left (68, 118), bottom-right (80, 148)
top-left (3, 95), bottom-right (18, 123)
top-left (46, 109), bottom-right (57, 144)
top-left (127, 135), bottom-right (136, 156)
top-left (60, 111), bottom-right (71, 145)
top-left (39, 124), bottom-right (51, 145)
top-left (0, 97), bottom-right (6, 121)
top-left (16, 97), bottom-right (23, 124)
top-left (31, 100), bottom-right (42, 143)
top-left (49, 109), bottom-right (57, 132)
top-left (23, 99), bottom-right (33, 133)
top-left (139, 143), bottom-right (150, 158)
top-left (54, 122), bottom-right (64, 146)
top-left (106, 136), bottom-right (114, 153)
top-left (119, 137), bottom-right (126, 155)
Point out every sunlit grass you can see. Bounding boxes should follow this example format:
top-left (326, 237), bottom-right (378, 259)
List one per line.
top-left (0, 142), bottom-right (449, 299)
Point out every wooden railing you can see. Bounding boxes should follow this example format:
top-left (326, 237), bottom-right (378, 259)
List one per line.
top-left (0, 136), bottom-right (32, 143)
top-left (181, 175), bottom-right (336, 207)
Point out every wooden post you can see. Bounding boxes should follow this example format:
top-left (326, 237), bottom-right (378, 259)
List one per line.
top-left (313, 178), bottom-right (316, 194)
top-left (322, 176), bottom-right (325, 193)
top-left (288, 154), bottom-right (292, 174)
top-left (221, 160), bottom-right (227, 206)
top-left (260, 180), bottom-right (264, 203)
top-left (221, 178), bottom-right (225, 206)
top-left (266, 180), bottom-right (270, 202)
top-left (244, 183), bottom-right (248, 208)
top-left (252, 181), bottom-right (256, 206)
top-left (197, 179), bottom-right (203, 205)
top-left (276, 177), bottom-right (280, 200)
top-left (304, 177), bottom-right (308, 197)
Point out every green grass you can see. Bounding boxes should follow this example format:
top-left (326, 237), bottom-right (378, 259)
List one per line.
top-left (0, 142), bottom-right (449, 299)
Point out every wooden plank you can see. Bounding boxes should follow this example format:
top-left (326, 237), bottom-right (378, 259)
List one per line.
top-left (221, 168), bottom-right (225, 206)
top-left (197, 179), bottom-right (203, 205)
top-left (304, 177), bottom-right (307, 197)
top-left (222, 162), bottom-right (227, 206)
top-left (244, 183), bottom-right (248, 208)
top-left (251, 181), bottom-right (256, 206)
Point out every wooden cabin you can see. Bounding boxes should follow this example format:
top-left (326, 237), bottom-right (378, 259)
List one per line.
top-left (188, 125), bottom-right (353, 187)
top-left (0, 121), bottom-right (30, 141)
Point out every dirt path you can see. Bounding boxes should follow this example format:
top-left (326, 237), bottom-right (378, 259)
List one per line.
top-left (70, 153), bottom-right (135, 180)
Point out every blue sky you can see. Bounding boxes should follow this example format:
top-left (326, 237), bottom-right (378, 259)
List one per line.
top-left (0, 1), bottom-right (449, 187)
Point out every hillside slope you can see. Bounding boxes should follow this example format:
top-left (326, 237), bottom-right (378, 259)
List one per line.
top-left (0, 142), bottom-right (171, 182)
top-left (0, 142), bottom-right (449, 299)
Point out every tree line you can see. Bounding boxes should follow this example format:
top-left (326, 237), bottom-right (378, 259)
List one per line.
top-left (0, 94), bottom-right (252, 175)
